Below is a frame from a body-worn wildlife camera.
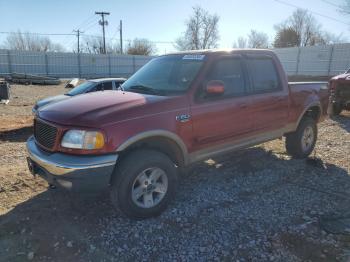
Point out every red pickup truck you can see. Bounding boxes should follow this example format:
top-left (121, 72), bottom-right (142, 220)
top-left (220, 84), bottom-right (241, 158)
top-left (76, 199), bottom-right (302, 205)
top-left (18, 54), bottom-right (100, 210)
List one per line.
top-left (27, 49), bottom-right (329, 218)
top-left (329, 69), bottom-right (350, 115)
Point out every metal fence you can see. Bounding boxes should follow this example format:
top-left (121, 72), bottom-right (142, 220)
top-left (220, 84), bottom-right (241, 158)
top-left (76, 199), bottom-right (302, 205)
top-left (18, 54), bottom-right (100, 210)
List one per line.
top-left (2, 44), bottom-right (350, 78)
top-left (0, 49), bottom-right (153, 78)
top-left (273, 43), bottom-right (350, 76)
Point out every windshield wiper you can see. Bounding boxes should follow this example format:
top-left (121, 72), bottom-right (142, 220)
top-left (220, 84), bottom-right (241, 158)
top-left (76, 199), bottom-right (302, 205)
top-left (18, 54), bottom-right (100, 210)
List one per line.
top-left (127, 85), bottom-right (158, 94)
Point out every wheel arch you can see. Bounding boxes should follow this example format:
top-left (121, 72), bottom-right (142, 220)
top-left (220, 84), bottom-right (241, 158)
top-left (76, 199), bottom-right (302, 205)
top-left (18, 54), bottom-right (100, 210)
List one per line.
top-left (115, 130), bottom-right (189, 168)
top-left (295, 102), bottom-right (322, 129)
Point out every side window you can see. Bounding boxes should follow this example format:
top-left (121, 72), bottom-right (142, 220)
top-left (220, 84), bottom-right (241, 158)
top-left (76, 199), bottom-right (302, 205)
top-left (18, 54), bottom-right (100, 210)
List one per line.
top-left (115, 81), bottom-right (123, 88)
top-left (103, 82), bottom-right (113, 90)
top-left (96, 82), bottom-right (113, 91)
top-left (246, 57), bottom-right (280, 93)
top-left (206, 58), bottom-right (246, 98)
top-left (94, 83), bottom-right (103, 91)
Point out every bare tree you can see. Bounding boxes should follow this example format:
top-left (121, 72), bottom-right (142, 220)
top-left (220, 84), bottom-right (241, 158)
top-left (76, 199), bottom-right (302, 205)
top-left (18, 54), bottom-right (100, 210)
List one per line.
top-left (247, 30), bottom-right (269, 48)
top-left (274, 9), bottom-right (324, 47)
top-left (340, 0), bottom-right (350, 15)
top-left (320, 32), bottom-right (346, 44)
top-left (232, 37), bottom-right (247, 48)
top-left (274, 8), bottom-right (346, 47)
top-left (126, 38), bottom-right (156, 56)
top-left (81, 36), bottom-right (104, 54)
top-left (273, 27), bottom-right (299, 48)
top-left (175, 6), bottom-right (219, 50)
top-left (81, 36), bottom-right (121, 54)
top-left (2, 30), bottom-right (65, 52)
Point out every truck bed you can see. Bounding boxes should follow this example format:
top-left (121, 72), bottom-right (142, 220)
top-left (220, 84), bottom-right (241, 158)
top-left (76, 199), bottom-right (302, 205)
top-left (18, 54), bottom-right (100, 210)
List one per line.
top-left (288, 81), bottom-right (329, 124)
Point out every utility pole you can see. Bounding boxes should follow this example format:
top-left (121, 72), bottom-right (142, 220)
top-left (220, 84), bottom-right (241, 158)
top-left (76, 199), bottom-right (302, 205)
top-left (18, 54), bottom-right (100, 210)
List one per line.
top-left (119, 20), bottom-right (123, 54)
top-left (73, 29), bottom-right (83, 53)
top-left (95, 11), bottom-right (110, 54)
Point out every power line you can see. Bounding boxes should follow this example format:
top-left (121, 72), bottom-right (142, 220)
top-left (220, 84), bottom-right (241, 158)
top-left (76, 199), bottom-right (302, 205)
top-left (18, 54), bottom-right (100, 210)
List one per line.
top-left (273, 0), bottom-right (350, 25)
top-left (321, 0), bottom-right (342, 9)
top-left (76, 14), bottom-right (96, 30)
top-left (61, 15), bottom-right (97, 45)
top-left (0, 31), bottom-right (75, 36)
top-left (66, 21), bottom-right (98, 49)
top-left (0, 31), bottom-right (176, 48)
top-left (79, 18), bottom-right (99, 32)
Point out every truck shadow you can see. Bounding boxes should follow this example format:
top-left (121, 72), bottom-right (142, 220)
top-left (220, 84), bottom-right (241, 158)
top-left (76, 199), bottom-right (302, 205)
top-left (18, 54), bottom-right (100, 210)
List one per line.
top-left (330, 112), bottom-right (350, 133)
top-left (0, 125), bottom-right (32, 143)
top-left (1, 146), bottom-right (349, 261)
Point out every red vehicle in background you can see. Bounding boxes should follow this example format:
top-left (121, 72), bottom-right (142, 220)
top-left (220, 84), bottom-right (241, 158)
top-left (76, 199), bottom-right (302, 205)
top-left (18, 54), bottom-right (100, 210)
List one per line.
top-left (329, 69), bottom-right (350, 115)
top-left (26, 49), bottom-right (329, 219)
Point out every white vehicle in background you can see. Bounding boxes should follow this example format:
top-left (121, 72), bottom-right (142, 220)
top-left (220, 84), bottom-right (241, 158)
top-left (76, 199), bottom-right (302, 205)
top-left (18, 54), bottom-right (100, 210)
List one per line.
top-left (32, 77), bottom-right (126, 113)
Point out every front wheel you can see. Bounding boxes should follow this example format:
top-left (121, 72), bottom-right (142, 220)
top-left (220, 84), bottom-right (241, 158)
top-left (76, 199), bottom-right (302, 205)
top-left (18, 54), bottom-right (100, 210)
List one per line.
top-left (110, 149), bottom-right (178, 219)
top-left (285, 116), bottom-right (317, 159)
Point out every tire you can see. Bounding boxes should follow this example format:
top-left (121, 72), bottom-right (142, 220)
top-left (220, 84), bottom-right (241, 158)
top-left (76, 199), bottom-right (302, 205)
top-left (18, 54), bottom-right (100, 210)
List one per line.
top-left (110, 149), bottom-right (178, 219)
top-left (285, 116), bottom-right (317, 159)
top-left (332, 103), bottom-right (343, 116)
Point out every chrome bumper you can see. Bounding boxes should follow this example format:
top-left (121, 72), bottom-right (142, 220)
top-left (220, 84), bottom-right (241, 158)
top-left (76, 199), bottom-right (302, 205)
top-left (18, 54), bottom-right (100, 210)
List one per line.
top-left (26, 136), bottom-right (118, 191)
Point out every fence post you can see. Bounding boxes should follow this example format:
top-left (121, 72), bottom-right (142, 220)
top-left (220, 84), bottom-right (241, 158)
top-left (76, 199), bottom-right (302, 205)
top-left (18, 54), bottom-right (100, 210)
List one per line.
top-left (7, 50), bottom-right (12, 74)
top-left (327, 45), bottom-right (334, 77)
top-left (132, 56), bottom-right (136, 73)
top-left (45, 53), bottom-right (49, 76)
top-left (295, 47), bottom-right (301, 76)
top-left (77, 53), bottom-right (81, 78)
top-left (108, 54), bottom-right (112, 77)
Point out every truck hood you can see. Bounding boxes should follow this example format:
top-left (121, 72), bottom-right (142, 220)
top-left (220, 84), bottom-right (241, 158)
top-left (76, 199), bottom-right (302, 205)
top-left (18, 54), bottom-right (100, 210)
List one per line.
top-left (38, 90), bottom-right (181, 127)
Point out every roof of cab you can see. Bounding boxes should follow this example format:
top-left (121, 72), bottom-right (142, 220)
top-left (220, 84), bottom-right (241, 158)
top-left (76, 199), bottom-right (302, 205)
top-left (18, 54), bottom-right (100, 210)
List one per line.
top-left (89, 77), bottom-right (127, 83)
top-left (164, 48), bottom-right (275, 56)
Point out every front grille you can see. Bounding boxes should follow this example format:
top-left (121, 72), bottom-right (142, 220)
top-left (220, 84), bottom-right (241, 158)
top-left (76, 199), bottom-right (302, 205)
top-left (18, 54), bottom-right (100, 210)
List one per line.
top-left (34, 119), bottom-right (58, 150)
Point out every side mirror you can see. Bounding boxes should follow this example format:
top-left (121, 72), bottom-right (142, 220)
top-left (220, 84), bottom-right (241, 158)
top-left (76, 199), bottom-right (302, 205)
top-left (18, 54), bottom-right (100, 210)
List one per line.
top-left (206, 80), bottom-right (225, 95)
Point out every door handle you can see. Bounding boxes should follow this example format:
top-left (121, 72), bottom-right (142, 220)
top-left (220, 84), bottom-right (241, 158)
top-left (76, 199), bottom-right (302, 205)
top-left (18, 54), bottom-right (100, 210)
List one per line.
top-left (238, 103), bottom-right (248, 108)
top-left (273, 97), bottom-right (284, 102)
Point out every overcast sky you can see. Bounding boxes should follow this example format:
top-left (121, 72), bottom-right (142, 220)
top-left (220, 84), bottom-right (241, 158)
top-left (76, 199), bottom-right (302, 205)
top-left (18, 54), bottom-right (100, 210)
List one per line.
top-left (0, 0), bottom-right (348, 53)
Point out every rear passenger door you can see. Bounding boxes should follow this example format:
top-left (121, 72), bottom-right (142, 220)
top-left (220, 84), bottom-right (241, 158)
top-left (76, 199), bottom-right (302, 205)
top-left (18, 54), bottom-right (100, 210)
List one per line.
top-left (245, 55), bottom-right (289, 132)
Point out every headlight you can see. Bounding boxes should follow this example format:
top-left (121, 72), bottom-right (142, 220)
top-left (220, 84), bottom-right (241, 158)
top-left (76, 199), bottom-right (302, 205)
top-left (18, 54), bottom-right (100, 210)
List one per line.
top-left (61, 130), bottom-right (105, 150)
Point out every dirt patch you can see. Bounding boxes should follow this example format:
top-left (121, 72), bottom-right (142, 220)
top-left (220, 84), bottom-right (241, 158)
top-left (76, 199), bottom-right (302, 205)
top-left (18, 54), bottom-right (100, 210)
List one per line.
top-left (0, 84), bottom-right (350, 261)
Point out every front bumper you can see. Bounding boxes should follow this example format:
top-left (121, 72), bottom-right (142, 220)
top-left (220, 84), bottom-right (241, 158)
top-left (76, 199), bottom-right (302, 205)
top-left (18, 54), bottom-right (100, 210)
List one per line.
top-left (26, 136), bottom-right (118, 192)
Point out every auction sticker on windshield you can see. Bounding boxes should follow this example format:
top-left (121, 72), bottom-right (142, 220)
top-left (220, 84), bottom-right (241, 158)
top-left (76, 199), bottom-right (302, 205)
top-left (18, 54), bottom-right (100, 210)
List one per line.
top-left (182, 54), bottom-right (205, 60)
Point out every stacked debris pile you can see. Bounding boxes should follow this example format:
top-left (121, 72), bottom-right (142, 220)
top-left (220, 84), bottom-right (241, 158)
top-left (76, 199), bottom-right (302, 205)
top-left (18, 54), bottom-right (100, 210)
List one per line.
top-left (5, 73), bottom-right (60, 85)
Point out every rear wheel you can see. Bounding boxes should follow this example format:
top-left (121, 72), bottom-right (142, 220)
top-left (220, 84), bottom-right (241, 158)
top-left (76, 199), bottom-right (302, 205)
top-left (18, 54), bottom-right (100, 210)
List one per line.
top-left (285, 116), bottom-right (317, 159)
top-left (110, 149), bottom-right (178, 219)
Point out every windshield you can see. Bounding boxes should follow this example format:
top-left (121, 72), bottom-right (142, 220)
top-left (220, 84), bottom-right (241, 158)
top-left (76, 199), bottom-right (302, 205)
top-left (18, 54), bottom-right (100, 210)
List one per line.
top-left (67, 81), bottom-right (95, 96)
top-left (121, 54), bottom-right (205, 95)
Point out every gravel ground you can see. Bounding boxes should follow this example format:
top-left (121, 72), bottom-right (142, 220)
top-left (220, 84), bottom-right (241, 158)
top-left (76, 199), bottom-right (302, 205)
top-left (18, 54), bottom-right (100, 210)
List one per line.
top-left (0, 84), bottom-right (350, 261)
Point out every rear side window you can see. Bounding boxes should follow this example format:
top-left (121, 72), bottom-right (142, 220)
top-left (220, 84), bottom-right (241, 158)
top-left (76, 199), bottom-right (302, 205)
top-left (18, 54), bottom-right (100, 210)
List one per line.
top-left (207, 58), bottom-right (246, 97)
top-left (247, 57), bottom-right (280, 93)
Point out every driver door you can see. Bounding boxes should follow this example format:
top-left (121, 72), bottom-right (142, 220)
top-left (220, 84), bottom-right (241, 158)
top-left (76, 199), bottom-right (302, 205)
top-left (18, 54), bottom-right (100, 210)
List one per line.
top-left (190, 55), bottom-right (254, 151)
